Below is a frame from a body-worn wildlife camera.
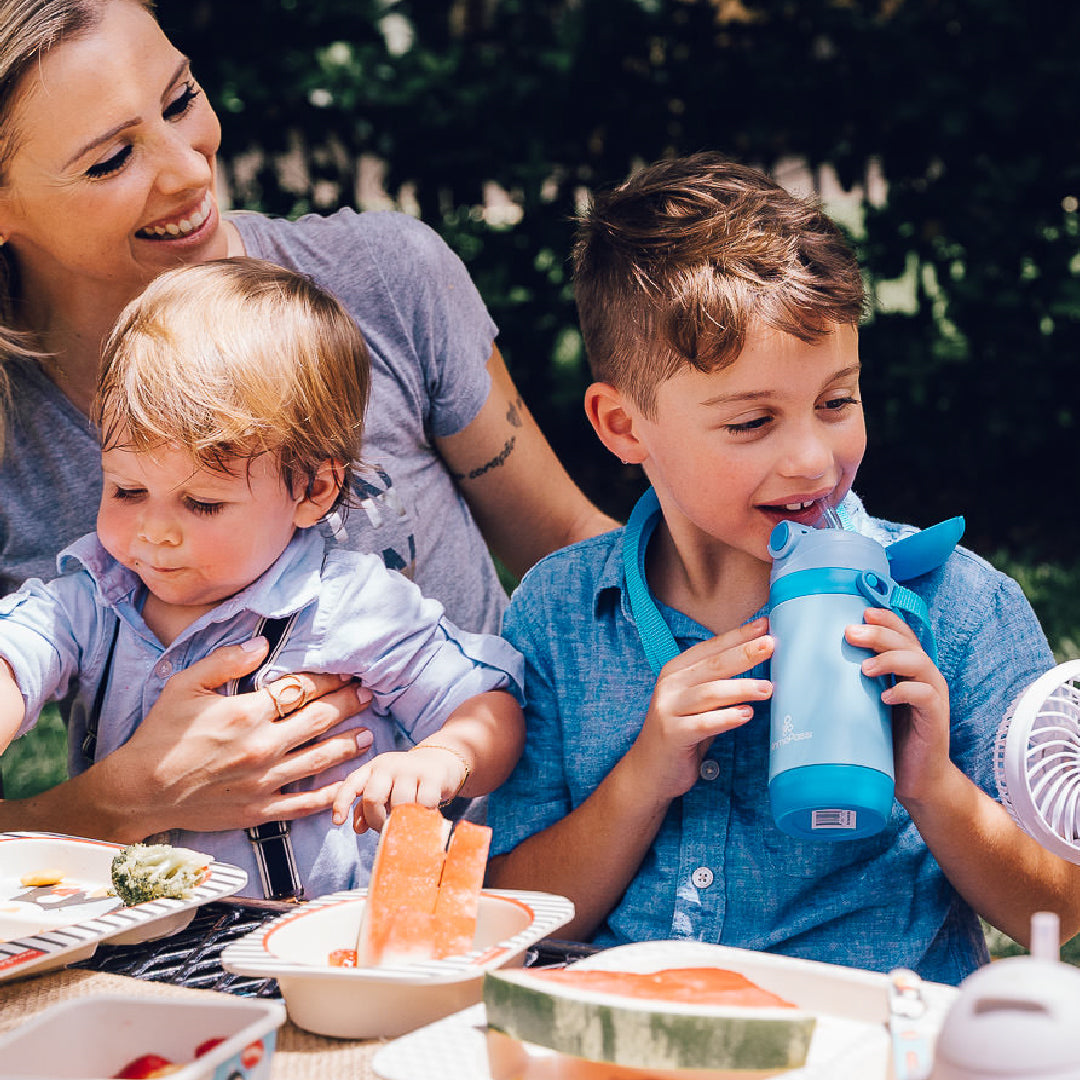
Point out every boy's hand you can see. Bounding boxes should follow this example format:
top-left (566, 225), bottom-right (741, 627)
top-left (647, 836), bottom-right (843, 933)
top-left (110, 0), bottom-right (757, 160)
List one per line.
top-left (624, 617), bottom-right (774, 803)
top-left (330, 745), bottom-right (470, 834)
top-left (846, 607), bottom-right (952, 807)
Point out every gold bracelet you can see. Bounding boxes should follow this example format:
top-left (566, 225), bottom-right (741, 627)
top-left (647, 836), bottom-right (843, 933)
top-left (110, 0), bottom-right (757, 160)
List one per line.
top-left (415, 743), bottom-right (472, 806)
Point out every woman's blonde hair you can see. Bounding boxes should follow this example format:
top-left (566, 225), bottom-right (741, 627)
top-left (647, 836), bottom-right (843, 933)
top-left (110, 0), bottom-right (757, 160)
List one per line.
top-left (94, 257), bottom-right (369, 516)
top-left (0, 0), bottom-right (155, 355)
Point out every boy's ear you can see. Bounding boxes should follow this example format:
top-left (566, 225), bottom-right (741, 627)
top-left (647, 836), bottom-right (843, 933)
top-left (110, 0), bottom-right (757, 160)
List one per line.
top-left (293, 460), bottom-right (346, 528)
top-left (584, 382), bottom-right (649, 465)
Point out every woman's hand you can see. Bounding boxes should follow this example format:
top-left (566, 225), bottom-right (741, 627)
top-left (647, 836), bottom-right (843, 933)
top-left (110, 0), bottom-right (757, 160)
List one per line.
top-left (106, 637), bottom-right (373, 839)
top-left (623, 618), bottom-right (774, 804)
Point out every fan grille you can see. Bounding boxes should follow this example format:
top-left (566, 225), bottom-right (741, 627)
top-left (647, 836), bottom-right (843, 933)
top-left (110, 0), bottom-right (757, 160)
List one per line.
top-left (995, 661), bottom-right (1080, 862)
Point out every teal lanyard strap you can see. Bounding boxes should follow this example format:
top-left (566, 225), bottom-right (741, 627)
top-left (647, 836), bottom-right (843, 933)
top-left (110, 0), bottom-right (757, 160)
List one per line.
top-left (622, 487), bottom-right (682, 676)
top-left (624, 486), bottom-right (946, 672)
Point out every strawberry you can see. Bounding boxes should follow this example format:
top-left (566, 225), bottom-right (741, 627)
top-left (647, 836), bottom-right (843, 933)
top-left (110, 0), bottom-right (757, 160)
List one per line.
top-left (194, 1037), bottom-right (225, 1058)
top-left (112, 1055), bottom-right (176, 1079)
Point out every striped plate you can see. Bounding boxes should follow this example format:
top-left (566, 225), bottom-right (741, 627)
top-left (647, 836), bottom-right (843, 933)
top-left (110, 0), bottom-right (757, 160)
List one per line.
top-left (0, 831), bottom-right (247, 980)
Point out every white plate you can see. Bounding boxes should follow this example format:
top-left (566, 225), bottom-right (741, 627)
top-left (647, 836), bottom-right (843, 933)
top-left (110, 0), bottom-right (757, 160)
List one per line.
top-left (372, 941), bottom-right (958, 1080)
top-left (220, 888), bottom-right (576, 1038)
top-left (0, 831), bottom-right (247, 981)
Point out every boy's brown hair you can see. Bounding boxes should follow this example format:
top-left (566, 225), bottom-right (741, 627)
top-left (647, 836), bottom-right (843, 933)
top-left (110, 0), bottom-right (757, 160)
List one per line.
top-left (95, 256), bottom-right (368, 515)
top-left (572, 152), bottom-right (866, 415)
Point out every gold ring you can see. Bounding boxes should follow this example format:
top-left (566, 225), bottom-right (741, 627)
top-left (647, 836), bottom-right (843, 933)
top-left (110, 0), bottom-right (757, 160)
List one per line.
top-left (266, 675), bottom-right (307, 720)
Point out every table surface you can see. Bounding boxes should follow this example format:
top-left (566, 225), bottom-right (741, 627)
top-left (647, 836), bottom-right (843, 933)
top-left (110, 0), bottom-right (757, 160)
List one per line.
top-left (0, 899), bottom-right (599, 1080)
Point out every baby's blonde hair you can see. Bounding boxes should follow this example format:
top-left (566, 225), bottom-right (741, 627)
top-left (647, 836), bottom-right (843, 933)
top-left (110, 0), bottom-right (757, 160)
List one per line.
top-left (95, 257), bottom-right (369, 514)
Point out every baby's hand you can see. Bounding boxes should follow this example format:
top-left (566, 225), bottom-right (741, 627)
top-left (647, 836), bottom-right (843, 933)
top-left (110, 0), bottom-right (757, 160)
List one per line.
top-left (626, 617), bottom-right (774, 802)
top-left (846, 607), bottom-right (951, 807)
top-left (330, 744), bottom-right (470, 833)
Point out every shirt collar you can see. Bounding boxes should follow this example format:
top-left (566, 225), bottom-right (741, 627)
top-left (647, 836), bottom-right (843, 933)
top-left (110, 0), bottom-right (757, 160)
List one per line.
top-left (58, 526), bottom-right (327, 624)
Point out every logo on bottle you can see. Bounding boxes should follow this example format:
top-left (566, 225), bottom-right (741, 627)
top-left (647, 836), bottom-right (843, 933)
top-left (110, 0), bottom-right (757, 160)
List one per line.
top-left (771, 714), bottom-right (813, 752)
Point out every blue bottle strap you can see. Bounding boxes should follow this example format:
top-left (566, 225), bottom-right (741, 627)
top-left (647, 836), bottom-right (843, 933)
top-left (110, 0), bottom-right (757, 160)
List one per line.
top-left (622, 487), bottom-right (682, 676)
top-left (886, 584), bottom-right (940, 665)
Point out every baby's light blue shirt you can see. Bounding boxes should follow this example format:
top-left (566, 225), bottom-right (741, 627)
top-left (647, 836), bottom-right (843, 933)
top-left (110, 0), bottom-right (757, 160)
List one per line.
top-left (488, 494), bottom-right (1054, 985)
top-left (2, 526), bottom-right (523, 898)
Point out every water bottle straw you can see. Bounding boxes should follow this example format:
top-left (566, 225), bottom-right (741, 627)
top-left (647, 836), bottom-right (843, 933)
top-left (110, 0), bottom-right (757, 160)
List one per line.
top-left (819, 502), bottom-right (843, 530)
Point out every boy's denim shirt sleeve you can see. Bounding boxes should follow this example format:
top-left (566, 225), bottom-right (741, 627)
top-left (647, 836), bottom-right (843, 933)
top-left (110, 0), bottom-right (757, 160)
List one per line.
top-left (487, 496), bottom-right (1055, 986)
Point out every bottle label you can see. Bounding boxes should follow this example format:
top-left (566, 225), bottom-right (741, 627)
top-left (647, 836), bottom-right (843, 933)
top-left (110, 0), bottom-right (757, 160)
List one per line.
top-left (811, 809), bottom-right (858, 830)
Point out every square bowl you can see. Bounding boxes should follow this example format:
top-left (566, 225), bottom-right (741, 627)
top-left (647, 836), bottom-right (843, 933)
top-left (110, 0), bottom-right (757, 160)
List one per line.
top-left (0, 994), bottom-right (285, 1079)
top-left (220, 888), bottom-right (574, 1039)
top-left (0, 831), bottom-right (247, 981)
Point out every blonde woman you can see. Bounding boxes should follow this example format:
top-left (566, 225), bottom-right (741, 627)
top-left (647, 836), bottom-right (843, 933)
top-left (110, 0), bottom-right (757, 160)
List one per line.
top-left (0, 0), bottom-right (612, 838)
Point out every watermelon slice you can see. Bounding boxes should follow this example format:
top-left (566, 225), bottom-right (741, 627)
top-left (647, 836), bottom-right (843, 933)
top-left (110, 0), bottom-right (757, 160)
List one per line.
top-left (433, 819), bottom-right (491, 959)
top-left (483, 966), bottom-right (816, 1074)
top-left (357, 803), bottom-right (493, 966)
top-left (357, 804), bottom-right (449, 965)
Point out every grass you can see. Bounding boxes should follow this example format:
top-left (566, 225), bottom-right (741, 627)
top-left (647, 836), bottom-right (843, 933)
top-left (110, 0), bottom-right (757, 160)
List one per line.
top-left (1, 704), bottom-right (66, 800)
top-left (3, 551), bottom-right (1080, 962)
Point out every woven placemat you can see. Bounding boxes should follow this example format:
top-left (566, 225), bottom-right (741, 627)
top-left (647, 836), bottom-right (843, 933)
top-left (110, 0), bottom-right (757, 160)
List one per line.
top-left (0, 968), bottom-right (386, 1079)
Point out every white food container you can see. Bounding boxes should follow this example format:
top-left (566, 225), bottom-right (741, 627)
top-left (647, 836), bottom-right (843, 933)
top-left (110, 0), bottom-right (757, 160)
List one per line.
top-left (221, 887), bottom-right (575, 1039)
top-left (0, 994), bottom-right (285, 1079)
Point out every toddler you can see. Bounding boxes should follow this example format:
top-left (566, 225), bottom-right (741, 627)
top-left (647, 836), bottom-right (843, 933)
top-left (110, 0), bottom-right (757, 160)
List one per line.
top-left (0, 258), bottom-right (524, 899)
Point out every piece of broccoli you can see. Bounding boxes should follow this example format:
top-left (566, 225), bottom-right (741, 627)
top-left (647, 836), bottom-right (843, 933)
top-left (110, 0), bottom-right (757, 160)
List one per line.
top-left (110, 842), bottom-right (211, 906)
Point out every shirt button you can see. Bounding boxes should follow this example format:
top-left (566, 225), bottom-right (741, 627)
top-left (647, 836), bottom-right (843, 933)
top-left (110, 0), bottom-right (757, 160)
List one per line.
top-left (154, 659), bottom-right (173, 679)
top-left (699, 759), bottom-right (720, 781)
top-left (691, 866), bottom-right (714, 889)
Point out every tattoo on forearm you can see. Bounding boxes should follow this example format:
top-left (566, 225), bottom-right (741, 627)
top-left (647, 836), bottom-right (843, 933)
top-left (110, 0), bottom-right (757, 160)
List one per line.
top-left (453, 435), bottom-right (517, 481)
top-left (506, 396), bottom-right (524, 428)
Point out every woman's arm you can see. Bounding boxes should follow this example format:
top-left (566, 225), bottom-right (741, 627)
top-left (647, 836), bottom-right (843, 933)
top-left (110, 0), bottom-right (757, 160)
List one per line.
top-left (0, 640), bottom-right (372, 842)
top-left (436, 347), bottom-right (618, 580)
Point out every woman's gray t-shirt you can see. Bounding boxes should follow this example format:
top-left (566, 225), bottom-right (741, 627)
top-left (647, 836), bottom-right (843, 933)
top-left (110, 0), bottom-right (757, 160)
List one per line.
top-left (0, 209), bottom-right (508, 634)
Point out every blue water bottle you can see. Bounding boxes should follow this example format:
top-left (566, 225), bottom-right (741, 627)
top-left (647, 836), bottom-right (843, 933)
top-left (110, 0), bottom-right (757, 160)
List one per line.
top-left (766, 519), bottom-right (896, 841)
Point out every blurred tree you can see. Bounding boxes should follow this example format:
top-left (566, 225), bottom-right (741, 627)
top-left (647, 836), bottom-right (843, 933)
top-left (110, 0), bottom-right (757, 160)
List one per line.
top-left (156, 0), bottom-right (1080, 559)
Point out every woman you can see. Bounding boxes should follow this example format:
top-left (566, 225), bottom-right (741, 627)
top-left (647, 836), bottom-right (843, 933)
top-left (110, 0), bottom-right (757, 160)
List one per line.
top-left (0, 0), bottom-right (614, 838)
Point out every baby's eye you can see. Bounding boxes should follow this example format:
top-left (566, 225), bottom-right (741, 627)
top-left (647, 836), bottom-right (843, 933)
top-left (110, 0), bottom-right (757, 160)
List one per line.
top-left (164, 81), bottom-right (201, 121)
top-left (185, 498), bottom-right (224, 516)
top-left (110, 485), bottom-right (143, 501)
top-left (86, 145), bottom-right (132, 180)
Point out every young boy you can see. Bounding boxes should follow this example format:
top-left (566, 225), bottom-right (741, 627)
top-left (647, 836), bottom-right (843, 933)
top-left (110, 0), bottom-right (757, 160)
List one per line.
top-left (0, 258), bottom-right (525, 899)
top-left (486, 153), bottom-right (1080, 985)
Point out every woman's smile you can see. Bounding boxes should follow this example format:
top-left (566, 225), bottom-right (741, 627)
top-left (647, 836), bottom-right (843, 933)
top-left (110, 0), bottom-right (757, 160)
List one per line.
top-left (136, 191), bottom-right (215, 240)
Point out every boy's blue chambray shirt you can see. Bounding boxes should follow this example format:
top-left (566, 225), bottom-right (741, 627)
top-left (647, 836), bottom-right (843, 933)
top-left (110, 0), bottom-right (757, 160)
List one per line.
top-left (1, 526), bottom-right (523, 899)
top-left (487, 493), bottom-right (1055, 986)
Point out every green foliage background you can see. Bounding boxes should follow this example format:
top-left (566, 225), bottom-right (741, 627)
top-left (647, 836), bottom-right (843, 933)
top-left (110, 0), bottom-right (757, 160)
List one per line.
top-left (156, 0), bottom-right (1080, 567)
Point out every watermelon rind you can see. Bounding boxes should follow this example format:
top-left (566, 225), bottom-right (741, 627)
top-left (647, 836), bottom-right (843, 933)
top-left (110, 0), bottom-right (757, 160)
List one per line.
top-left (483, 968), bottom-right (816, 1072)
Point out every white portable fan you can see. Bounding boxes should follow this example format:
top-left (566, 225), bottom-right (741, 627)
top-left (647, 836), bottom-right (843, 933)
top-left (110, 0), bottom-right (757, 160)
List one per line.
top-left (994, 659), bottom-right (1080, 863)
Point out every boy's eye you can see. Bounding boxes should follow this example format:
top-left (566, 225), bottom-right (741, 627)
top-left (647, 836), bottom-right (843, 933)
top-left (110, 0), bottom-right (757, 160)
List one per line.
top-left (86, 145), bottom-right (132, 180)
top-left (164, 81), bottom-right (201, 121)
top-left (110, 485), bottom-right (143, 502)
top-left (725, 415), bottom-right (772, 434)
top-left (185, 498), bottom-right (224, 516)
top-left (819, 395), bottom-right (861, 413)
